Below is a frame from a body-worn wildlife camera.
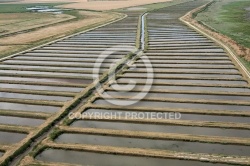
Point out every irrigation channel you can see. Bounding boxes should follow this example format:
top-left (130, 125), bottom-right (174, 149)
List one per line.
top-left (0, 0), bottom-right (250, 165)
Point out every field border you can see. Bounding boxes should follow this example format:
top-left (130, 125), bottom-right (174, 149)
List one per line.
top-left (179, 1), bottom-right (250, 84)
top-left (0, 11), bottom-right (126, 62)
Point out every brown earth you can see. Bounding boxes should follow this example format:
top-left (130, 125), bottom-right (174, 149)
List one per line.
top-left (8, 0), bottom-right (172, 10)
top-left (0, 13), bottom-right (75, 36)
top-left (0, 46), bottom-right (13, 53)
top-left (0, 11), bottom-right (118, 58)
top-left (0, 11), bottom-right (115, 44)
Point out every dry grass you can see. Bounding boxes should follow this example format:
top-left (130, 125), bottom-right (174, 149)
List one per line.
top-left (0, 11), bottom-right (114, 45)
top-left (75, 116), bottom-right (250, 129)
top-left (8, 0), bottom-right (172, 10)
top-left (0, 109), bottom-right (50, 119)
top-left (89, 104), bottom-right (250, 116)
top-left (0, 88), bottom-right (76, 97)
top-left (0, 46), bottom-right (13, 53)
top-left (0, 45), bottom-right (30, 59)
top-left (59, 126), bottom-right (250, 145)
top-left (0, 13), bottom-right (74, 36)
top-left (0, 11), bottom-right (119, 59)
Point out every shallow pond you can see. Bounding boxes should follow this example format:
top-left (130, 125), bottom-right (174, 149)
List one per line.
top-left (36, 149), bottom-right (235, 166)
top-left (0, 115), bottom-right (44, 126)
top-left (0, 131), bottom-right (26, 144)
top-left (93, 99), bottom-right (250, 111)
top-left (56, 133), bottom-right (250, 156)
top-left (73, 110), bottom-right (250, 138)
top-left (0, 102), bottom-right (59, 113)
top-left (0, 92), bottom-right (71, 102)
top-left (0, 83), bottom-right (83, 92)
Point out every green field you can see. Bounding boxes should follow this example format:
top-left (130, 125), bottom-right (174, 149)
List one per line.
top-left (195, 0), bottom-right (250, 48)
top-left (195, 0), bottom-right (250, 70)
top-left (240, 57), bottom-right (250, 72)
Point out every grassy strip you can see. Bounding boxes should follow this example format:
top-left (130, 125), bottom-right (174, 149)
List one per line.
top-left (0, 66), bottom-right (101, 74)
top-left (49, 128), bottom-right (64, 141)
top-left (29, 144), bottom-right (49, 162)
top-left (0, 80), bottom-right (87, 88)
top-left (72, 116), bottom-right (250, 130)
top-left (239, 57), bottom-right (250, 72)
top-left (144, 13), bottom-right (149, 51)
top-left (0, 72), bottom-right (92, 80)
top-left (29, 160), bottom-right (77, 166)
top-left (192, 1), bottom-right (215, 19)
top-left (116, 75), bottom-right (245, 81)
top-left (9, 58), bottom-right (113, 64)
top-left (123, 70), bottom-right (239, 75)
top-left (88, 104), bottom-right (250, 117)
top-left (0, 88), bottom-right (76, 97)
top-left (59, 126), bottom-right (250, 145)
top-left (134, 61), bottom-right (232, 65)
top-left (0, 98), bottom-right (63, 107)
top-left (117, 81), bottom-right (249, 88)
top-left (0, 124), bottom-right (32, 134)
top-left (122, 71), bottom-right (239, 75)
top-left (104, 88), bottom-right (250, 96)
top-left (135, 13), bottom-right (142, 49)
top-left (0, 109), bottom-right (49, 119)
top-left (0, 144), bottom-right (11, 151)
top-left (2, 62), bottom-right (106, 68)
top-left (95, 95), bottom-right (250, 106)
top-left (119, 66), bottom-right (234, 69)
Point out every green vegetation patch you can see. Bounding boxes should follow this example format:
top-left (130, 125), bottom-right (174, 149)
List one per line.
top-left (194, 0), bottom-right (250, 72)
top-left (239, 57), bottom-right (250, 72)
top-left (195, 0), bottom-right (250, 48)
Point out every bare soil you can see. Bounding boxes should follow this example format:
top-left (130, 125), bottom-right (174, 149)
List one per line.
top-left (0, 11), bottom-right (117, 58)
top-left (0, 13), bottom-right (75, 36)
top-left (0, 11), bottom-right (114, 44)
top-left (7, 0), bottom-right (172, 10)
